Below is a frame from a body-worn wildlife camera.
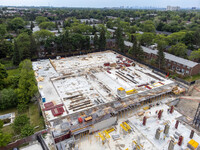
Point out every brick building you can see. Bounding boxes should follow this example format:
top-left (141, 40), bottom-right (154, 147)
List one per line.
top-left (124, 41), bottom-right (200, 76)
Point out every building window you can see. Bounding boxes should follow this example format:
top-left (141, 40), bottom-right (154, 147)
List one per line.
top-left (172, 66), bottom-right (175, 70)
top-left (176, 67), bottom-right (180, 72)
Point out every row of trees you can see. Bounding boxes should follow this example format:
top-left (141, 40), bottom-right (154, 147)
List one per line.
top-left (0, 60), bottom-right (38, 111)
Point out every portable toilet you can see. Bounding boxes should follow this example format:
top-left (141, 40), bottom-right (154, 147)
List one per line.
top-left (42, 98), bottom-right (45, 102)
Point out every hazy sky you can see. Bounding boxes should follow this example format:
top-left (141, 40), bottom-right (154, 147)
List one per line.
top-left (0, 0), bottom-right (199, 8)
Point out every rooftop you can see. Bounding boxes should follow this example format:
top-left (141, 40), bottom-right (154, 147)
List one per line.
top-left (124, 41), bottom-right (199, 68)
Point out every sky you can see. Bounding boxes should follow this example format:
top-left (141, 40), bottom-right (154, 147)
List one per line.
top-left (0, 0), bottom-right (199, 8)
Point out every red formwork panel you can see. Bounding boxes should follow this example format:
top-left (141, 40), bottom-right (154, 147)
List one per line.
top-left (44, 104), bottom-right (64, 111)
top-left (51, 106), bottom-right (64, 117)
top-left (104, 63), bottom-right (110, 66)
top-left (44, 102), bottom-right (54, 109)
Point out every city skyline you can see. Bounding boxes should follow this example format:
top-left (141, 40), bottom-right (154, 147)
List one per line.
top-left (0, 0), bottom-right (199, 8)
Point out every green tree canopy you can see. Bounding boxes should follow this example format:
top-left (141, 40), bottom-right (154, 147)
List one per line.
top-left (9, 17), bottom-right (25, 32)
top-left (169, 43), bottom-right (187, 58)
top-left (0, 88), bottom-right (18, 110)
top-left (189, 49), bottom-right (200, 61)
top-left (34, 29), bottom-right (54, 44)
top-left (140, 32), bottom-right (155, 46)
top-left (94, 33), bottom-right (99, 50)
top-left (0, 63), bottom-right (8, 90)
top-left (0, 40), bottom-right (13, 59)
top-left (16, 32), bottom-right (31, 60)
top-left (0, 120), bottom-right (11, 147)
top-left (157, 41), bottom-right (165, 69)
top-left (141, 20), bottom-right (156, 32)
top-left (13, 39), bottom-right (20, 65)
top-left (21, 124), bottom-right (34, 138)
top-left (36, 16), bottom-right (49, 25)
top-left (0, 24), bottom-right (7, 37)
top-left (12, 114), bottom-right (29, 134)
top-left (39, 22), bottom-right (55, 30)
top-left (99, 27), bottom-right (106, 50)
top-left (167, 31), bottom-right (186, 45)
top-left (115, 26), bottom-right (124, 52)
top-left (129, 36), bottom-right (144, 61)
top-left (17, 59), bottom-right (38, 104)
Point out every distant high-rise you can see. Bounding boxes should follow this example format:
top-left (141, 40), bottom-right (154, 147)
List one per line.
top-left (192, 7), bottom-right (196, 10)
top-left (166, 6), bottom-right (180, 11)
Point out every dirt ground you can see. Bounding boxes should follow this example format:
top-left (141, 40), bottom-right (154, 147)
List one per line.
top-left (175, 84), bottom-right (200, 120)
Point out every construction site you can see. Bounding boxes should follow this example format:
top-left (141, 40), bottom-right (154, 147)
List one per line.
top-left (32, 50), bottom-right (200, 150)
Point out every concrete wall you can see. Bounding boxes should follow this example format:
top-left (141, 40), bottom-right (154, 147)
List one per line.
top-left (90, 116), bottom-right (117, 133)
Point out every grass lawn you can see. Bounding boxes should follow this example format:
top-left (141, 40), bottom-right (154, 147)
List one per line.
top-left (1, 102), bottom-right (45, 140)
top-left (0, 107), bottom-right (18, 116)
top-left (28, 103), bottom-right (45, 132)
top-left (184, 74), bottom-right (200, 82)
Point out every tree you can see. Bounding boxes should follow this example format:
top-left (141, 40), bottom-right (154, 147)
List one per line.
top-left (0, 120), bottom-right (11, 147)
top-left (30, 34), bottom-right (37, 58)
top-left (142, 21), bottom-right (156, 32)
top-left (167, 31), bottom-right (186, 45)
top-left (36, 16), bottom-right (49, 25)
top-left (55, 21), bottom-right (58, 30)
top-left (30, 21), bottom-right (34, 31)
top-left (0, 24), bottom-right (7, 37)
top-left (9, 17), bottom-right (25, 32)
top-left (21, 124), bottom-right (34, 138)
top-left (129, 36), bottom-right (144, 61)
top-left (34, 29), bottom-right (54, 44)
top-left (17, 60), bottom-right (38, 105)
top-left (39, 22), bottom-right (55, 30)
top-left (12, 114), bottom-right (29, 134)
top-left (7, 75), bottom-right (20, 89)
top-left (115, 26), bottom-right (124, 53)
top-left (92, 25), bottom-right (97, 35)
top-left (13, 40), bottom-right (20, 65)
top-left (84, 36), bottom-right (90, 50)
top-left (183, 31), bottom-right (195, 49)
top-left (0, 64), bottom-right (8, 90)
top-left (0, 88), bottom-right (18, 110)
top-left (169, 43), bottom-right (187, 58)
top-left (189, 49), bottom-right (200, 61)
top-left (137, 42), bottom-right (144, 61)
top-left (106, 20), bottom-right (114, 29)
top-left (0, 132), bottom-right (11, 147)
top-left (140, 32), bottom-right (155, 46)
top-left (99, 28), bottom-right (106, 50)
top-left (0, 40), bottom-right (13, 59)
top-left (157, 41), bottom-right (165, 69)
top-left (94, 33), bottom-right (99, 50)
top-left (16, 33), bottom-right (31, 60)
top-left (129, 35), bottom-right (138, 57)
top-left (194, 29), bottom-right (200, 47)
